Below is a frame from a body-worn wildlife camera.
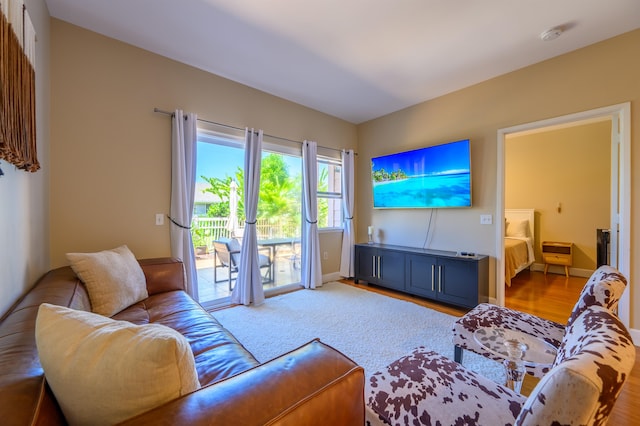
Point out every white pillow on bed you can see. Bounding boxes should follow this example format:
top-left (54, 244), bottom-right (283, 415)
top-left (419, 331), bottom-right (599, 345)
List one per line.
top-left (506, 219), bottom-right (529, 238)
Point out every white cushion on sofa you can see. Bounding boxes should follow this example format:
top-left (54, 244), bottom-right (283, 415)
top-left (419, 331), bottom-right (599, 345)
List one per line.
top-left (35, 303), bottom-right (201, 426)
top-left (66, 245), bottom-right (148, 316)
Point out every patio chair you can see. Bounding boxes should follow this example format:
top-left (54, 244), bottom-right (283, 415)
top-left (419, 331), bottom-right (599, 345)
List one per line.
top-left (213, 238), bottom-right (273, 291)
top-left (289, 240), bottom-right (301, 271)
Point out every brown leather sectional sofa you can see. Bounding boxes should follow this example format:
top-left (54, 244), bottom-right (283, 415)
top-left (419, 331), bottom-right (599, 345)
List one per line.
top-left (0, 258), bottom-right (365, 425)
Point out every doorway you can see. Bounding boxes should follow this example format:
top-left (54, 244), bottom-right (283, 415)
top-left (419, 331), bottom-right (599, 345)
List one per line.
top-left (495, 102), bottom-right (631, 325)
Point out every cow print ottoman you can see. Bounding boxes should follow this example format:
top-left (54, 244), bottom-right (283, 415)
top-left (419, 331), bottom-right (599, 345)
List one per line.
top-left (365, 347), bottom-right (525, 426)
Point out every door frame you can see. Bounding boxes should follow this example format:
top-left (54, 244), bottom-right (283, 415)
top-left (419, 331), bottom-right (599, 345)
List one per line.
top-left (495, 102), bottom-right (631, 326)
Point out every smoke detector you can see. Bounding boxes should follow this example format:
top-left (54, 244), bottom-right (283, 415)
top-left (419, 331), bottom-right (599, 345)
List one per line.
top-left (540, 27), bottom-right (563, 41)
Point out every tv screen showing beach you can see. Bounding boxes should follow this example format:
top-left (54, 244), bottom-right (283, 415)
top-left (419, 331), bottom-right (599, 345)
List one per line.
top-left (371, 139), bottom-right (471, 208)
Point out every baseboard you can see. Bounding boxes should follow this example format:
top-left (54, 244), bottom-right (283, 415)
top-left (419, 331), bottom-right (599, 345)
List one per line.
top-left (323, 271), bottom-right (343, 283)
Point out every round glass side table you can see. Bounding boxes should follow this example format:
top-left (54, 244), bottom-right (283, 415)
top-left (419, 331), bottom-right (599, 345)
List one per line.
top-left (473, 327), bottom-right (558, 393)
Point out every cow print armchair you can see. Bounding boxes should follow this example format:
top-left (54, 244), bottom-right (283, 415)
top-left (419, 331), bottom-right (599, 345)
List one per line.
top-left (451, 265), bottom-right (627, 377)
top-left (367, 304), bottom-right (635, 426)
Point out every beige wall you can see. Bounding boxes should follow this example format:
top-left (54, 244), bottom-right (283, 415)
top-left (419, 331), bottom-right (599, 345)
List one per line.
top-left (319, 231), bottom-right (344, 275)
top-left (0, 0), bottom-right (50, 315)
top-left (357, 29), bottom-right (640, 328)
top-left (50, 19), bottom-right (356, 269)
top-left (505, 121), bottom-right (611, 271)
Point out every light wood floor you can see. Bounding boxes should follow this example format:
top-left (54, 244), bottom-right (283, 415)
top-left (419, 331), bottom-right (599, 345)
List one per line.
top-left (343, 270), bottom-right (639, 425)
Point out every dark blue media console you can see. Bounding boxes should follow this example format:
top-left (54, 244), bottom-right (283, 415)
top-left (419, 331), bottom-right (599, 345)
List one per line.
top-left (354, 243), bottom-right (489, 309)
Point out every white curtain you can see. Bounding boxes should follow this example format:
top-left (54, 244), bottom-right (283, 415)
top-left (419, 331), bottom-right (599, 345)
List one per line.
top-left (339, 149), bottom-right (355, 277)
top-left (231, 129), bottom-right (265, 305)
top-left (301, 141), bottom-right (323, 289)
top-left (170, 110), bottom-right (198, 299)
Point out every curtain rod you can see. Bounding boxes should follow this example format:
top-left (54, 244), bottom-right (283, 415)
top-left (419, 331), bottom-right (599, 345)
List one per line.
top-left (153, 108), bottom-right (356, 155)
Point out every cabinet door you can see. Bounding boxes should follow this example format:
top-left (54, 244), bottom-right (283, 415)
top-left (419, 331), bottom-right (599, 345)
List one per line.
top-left (406, 254), bottom-right (438, 298)
top-left (378, 249), bottom-right (405, 291)
top-left (437, 258), bottom-right (478, 308)
top-left (355, 246), bottom-right (378, 283)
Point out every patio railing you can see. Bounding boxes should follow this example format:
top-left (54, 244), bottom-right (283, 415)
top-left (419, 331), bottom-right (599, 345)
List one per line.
top-left (191, 216), bottom-right (299, 251)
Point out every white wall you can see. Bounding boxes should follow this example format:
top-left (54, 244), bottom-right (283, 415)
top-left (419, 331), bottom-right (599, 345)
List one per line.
top-left (0, 0), bottom-right (50, 315)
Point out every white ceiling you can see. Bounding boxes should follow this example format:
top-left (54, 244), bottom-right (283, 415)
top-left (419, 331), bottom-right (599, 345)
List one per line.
top-left (45, 0), bottom-right (640, 124)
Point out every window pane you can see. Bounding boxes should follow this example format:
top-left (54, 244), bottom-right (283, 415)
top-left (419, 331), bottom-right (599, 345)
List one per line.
top-left (194, 135), bottom-right (245, 304)
top-left (257, 151), bottom-right (302, 289)
top-left (257, 151), bottom-right (302, 240)
top-left (318, 160), bottom-right (342, 195)
top-left (317, 158), bottom-right (343, 228)
top-left (317, 197), bottom-right (343, 228)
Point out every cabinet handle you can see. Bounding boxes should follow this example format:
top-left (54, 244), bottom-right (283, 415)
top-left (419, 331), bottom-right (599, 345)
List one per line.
top-left (438, 265), bottom-right (442, 292)
top-left (372, 255), bottom-right (376, 278)
top-left (431, 264), bottom-right (435, 291)
top-left (377, 256), bottom-right (381, 278)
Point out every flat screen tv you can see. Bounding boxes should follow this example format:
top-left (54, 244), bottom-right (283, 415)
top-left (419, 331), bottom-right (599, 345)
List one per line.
top-left (371, 139), bottom-right (471, 209)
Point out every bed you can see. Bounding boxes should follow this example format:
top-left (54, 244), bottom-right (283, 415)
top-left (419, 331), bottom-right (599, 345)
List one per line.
top-left (504, 209), bottom-right (535, 286)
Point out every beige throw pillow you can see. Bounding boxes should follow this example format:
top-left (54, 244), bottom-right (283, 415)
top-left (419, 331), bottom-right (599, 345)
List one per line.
top-left (66, 245), bottom-right (148, 316)
top-left (35, 303), bottom-right (201, 426)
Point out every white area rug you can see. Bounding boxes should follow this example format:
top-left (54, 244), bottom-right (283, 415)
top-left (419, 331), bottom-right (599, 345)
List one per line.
top-left (213, 281), bottom-right (504, 383)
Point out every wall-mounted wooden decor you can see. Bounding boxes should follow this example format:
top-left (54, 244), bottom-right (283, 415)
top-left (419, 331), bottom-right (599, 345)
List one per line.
top-left (1, 0), bottom-right (39, 173)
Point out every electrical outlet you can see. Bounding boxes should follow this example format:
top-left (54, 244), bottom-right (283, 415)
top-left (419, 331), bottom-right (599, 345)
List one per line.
top-left (480, 214), bottom-right (492, 225)
top-left (155, 213), bottom-right (164, 226)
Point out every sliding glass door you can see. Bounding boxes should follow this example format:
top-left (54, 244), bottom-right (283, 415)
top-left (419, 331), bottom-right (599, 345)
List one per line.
top-left (192, 128), bottom-right (302, 305)
top-left (256, 148), bottom-right (302, 291)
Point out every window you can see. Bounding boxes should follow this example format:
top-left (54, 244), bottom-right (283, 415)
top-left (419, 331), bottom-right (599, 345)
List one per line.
top-left (317, 157), bottom-right (343, 230)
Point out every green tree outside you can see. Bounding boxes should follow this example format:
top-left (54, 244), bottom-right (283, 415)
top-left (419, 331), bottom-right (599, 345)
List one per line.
top-left (201, 153), bottom-right (325, 236)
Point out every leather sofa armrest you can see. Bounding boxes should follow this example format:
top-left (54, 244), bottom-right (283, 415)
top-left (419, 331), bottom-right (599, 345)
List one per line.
top-left (119, 339), bottom-right (365, 426)
top-left (138, 258), bottom-right (186, 295)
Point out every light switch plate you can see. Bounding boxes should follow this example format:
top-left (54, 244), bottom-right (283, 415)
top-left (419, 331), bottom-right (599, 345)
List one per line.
top-left (480, 214), bottom-right (492, 225)
top-left (155, 213), bottom-right (164, 226)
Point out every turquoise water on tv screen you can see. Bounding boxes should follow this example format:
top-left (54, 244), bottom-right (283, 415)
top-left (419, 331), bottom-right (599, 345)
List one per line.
top-left (373, 173), bottom-right (471, 208)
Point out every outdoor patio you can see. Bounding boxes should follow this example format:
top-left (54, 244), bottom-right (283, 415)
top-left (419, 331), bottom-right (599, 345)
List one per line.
top-left (196, 245), bottom-right (301, 303)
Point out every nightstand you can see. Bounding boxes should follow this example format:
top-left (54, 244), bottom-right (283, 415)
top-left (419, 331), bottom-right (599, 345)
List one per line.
top-left (541, 241), bottom-right (573, 277)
